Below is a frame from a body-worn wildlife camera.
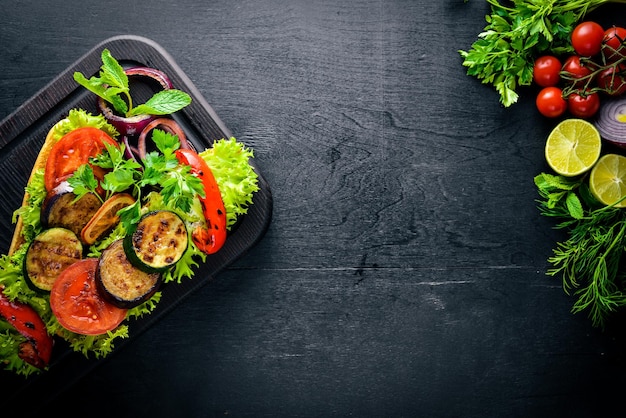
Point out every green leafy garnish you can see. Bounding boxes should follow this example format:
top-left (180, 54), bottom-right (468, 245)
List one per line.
top-left (49, 108), bottom-right (119, 141)
top-left (535, 172), bottom-right (626, 328)
top-left (200, 138), bottom-right (259, 229)
top-left (67, 165), bottom-right (100, 201)
top-left (130, 90), bottom-right (193, 117)
top-left (69, 129), bottom-right (203, 230)
top-left (459, 0), bottom-right (626, 107)
top-left (73, 49), bottom-right (191, 117)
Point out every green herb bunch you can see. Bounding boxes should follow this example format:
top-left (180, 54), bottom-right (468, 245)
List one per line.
top-left (459, 0), bottom-right (626, 107)
top-left (68, 129), bottom-right (204, 231)
top-left (74, 49), bottom-right (191, 117)
top-left (535, 172), bottom-right (626, 328)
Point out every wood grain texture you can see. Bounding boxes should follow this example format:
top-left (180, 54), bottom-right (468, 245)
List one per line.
top-left (2, 1), bottom-right (626, 417)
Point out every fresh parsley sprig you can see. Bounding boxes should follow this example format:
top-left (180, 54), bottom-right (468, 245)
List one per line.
top-left (68, 129), bottom-right (203, 230)
top-left (73, 49), bottom-right (191, 117)
top-left (142, 129), bottom-right (205, 213)
top-left (459, 0), bottom-right (626, 107)
top-left (535, 172), bottom-right (626, 328)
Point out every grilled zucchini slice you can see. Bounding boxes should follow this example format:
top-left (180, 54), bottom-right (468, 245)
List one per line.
top-left (96, 239), bottom-right (161, 309)
top-left (123, 210), bottom-right (188, 273)
top-left (24, 227), bottom-right (83, 291)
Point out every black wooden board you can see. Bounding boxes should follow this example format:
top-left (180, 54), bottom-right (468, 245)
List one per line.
top-left (0, 35), bottom-right (272, 405)
top-left (8, 2), bottom-right (626, 417)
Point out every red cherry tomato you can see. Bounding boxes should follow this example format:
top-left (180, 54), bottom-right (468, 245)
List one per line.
top-left (567, 92), bottom-right (601, 119)
top-left (533, 56), bottom-right (562, 87)
top-left (561, 55), bottom-right (593, 85)
top-left (50, 258), bottom-right (127, 335)
top-left (572, 21), bottom-right (605, 57)
top-left (603, 26), bottom-right (626, 61)
top-left (536, 87), bottom-right (567, 118)
top-left (597, 64), bottom-right (626, 96)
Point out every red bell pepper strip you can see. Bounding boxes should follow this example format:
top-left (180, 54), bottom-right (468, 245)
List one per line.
top-left (0, 289), bottom-right (53, 369)
top-left (175, 148), bottom-right (227, 254)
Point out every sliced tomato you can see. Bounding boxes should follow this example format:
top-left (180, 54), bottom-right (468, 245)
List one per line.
top-left (44, 127), bottom-right (118, 192)
top-left (50, 258), bottom-right (127, 335)
top-left (175, 148), bottom-right (227, 254)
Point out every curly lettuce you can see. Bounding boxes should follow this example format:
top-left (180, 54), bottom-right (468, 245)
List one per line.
top-left (48, 108), bottom-right (118, 142)
top-left (200, 137), bottom-right (259, 229)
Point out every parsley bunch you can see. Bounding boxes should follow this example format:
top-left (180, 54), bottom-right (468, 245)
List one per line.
top-left (459, 0), bottom-right (626, 107)
top-left (68, 129), bottom-right (204, 230)
top-left (535, 172), bottom-right (626, 328)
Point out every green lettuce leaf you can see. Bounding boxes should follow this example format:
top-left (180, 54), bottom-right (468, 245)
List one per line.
top-left (200, 137), bottom-right (259, 229)
top-left (49, 108), bottom-right (118, 142)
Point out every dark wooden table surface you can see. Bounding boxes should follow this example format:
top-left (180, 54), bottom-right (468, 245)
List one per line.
top-left (2, 1), bottom-right (626, 417)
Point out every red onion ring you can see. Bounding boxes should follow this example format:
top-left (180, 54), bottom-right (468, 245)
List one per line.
top-left (98, 99), bottom-right (155, 137)
top-left (137, 118), bottom-right (191, 161)
top-left (124, 67), bottom-right (173, 90)
top-left (594, 97), bottom-right (626, 148)
top-left (98, 67), bottom-right (174, 137)
top-left (121, 136), bottom-right (141, 164)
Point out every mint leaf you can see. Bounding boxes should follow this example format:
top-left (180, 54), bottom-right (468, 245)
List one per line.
top-left (73, 49), bottom-right (131, 115)
top-left (100, 49), bottom-right (128, 89)
top-left (73, 72), bottom-right (109, 99)
top-left (565, 192), bottom-right (584, 220)
top-left (75, 49), bottom-right (191, 117)
top-left (108, 94), bottom-right (129, 116)
top-left (545, 191), bottom-right (566, 209)
top-left (128, 90), bottom-right (192, 116)
top-left (534, 173), bottom-right (581, 192)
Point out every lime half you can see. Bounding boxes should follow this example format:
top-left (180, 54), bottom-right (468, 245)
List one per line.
top-left (589, 153), bottom-right (626, 207)
top-left (545, 119), bottom-right (602, 177)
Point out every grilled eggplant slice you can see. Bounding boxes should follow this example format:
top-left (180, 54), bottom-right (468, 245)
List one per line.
top-left (123, 210), bottom-right (188, 273)
top-left (96, 239), bottom-right (161, 309)
top-left (41, 181), bottom-right (102, 239)
top-left (24, 227), bottom-right (83, 291)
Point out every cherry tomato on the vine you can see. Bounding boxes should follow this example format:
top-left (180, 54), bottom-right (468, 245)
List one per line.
top-left (597, 64), bottom-right (626, 96)
top-left (533, 56), bottom-right (562, 87)
top-left (567, 92), bottom-right (601, 119)
top-left (603, 26), bottom-right (626, 62)
top-left (561, 55), bottom-right (593, 86)
top-left (536, 87), bottom-right (567, 118)
top-left (572, 21), bottom-right (605, 57)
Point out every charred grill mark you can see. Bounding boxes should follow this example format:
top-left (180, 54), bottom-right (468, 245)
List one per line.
top-left (127, 211), bottom-right (188, 270)
top-left (18, 341), bottom-right (45, 369)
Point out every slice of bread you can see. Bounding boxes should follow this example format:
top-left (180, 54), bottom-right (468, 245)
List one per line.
top-left (8, 125), bottom-right (63, 255)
